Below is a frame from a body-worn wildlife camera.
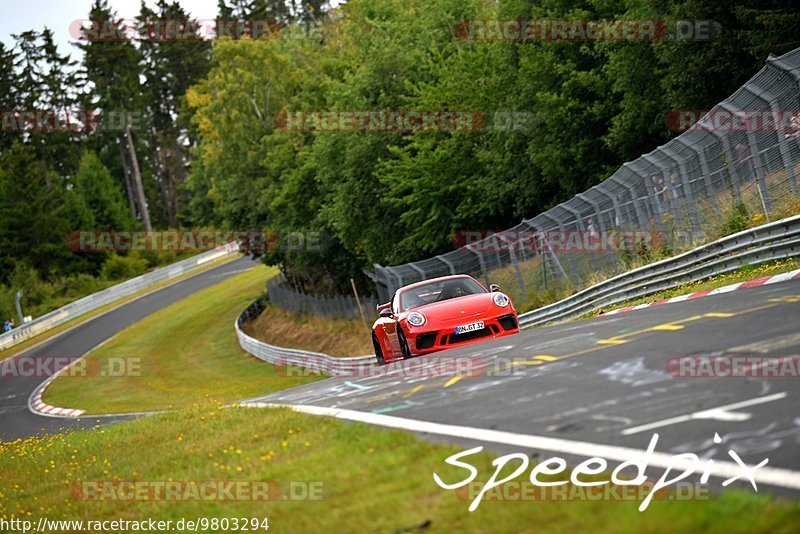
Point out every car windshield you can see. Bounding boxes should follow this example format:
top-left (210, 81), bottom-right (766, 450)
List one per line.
top-left (398, 278), bottom-right (486, 311)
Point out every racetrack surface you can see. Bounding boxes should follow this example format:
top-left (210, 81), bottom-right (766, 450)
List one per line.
top-left (0, 256), bottom-right (258, 441)
top-left (243, 279), bottom-right (800, 496)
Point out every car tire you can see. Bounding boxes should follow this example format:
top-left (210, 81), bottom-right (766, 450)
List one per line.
top-left (397, 327), bottom-right (412, 360)
top-left (373, 334), bottom-right (386, 366)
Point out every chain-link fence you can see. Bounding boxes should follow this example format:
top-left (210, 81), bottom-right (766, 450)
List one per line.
top-left (367, 48), bottom-right (800, 306)
top-left (267, 274), bottom-right (378, 322)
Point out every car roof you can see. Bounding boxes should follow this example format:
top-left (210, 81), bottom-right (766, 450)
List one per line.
top-left (396, 275), bottom-right (480, 294)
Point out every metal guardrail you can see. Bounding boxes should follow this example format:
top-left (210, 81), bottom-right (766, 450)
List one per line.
top-left (235, 296), bottom-right (374, 376)
top-left (0, 243), bottom-right (240, 352)
top-left (518, 214), bottom-right (800, 328)
top-left (235, 215), bottom-right (800, 372)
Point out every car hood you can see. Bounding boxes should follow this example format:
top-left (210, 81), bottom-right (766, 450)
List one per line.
top-left (406, 293), bottom-right (495, 321)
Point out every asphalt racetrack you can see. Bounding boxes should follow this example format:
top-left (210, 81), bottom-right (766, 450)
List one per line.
top-left (3, 256), bottom-right (799, 498)
top-left (244, 279), bottom-right (800, 497)
top-left (0, 256), bottom-right (258, 441)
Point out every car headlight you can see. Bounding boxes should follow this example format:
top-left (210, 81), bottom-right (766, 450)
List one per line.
top-left (407, 312), bottom-right (426, 326)
top-left (493, 293), bottom-right (510, 307)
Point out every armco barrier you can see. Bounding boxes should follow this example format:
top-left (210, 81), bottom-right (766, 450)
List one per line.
top-left (236, 215), bottom-right (800, 371)
top-left (235, 296), bottom-right (374, 376)
top-left (518, 214), bottom-right (800, 327)
top-left (0, 242), bottom-right (240, 352)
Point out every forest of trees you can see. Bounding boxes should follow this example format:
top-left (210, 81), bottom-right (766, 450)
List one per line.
top-left (1, 0), bottom-right (799, 316)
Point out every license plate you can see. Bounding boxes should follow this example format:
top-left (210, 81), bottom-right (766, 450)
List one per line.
top-left (455, 321), bottom-right (484, 335)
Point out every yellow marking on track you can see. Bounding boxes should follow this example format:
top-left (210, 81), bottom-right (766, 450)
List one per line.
top-left (403, 385), bottom-right (424, 398)
top-left (443, 375), bottom-right (464, 388)
top-left (510, 360), bottom-right (544, 367)
top-left (703, 312), bottom-right (734, 318)
top-left (597, 339), bottom-right (628, 345)
top-left (533, 355), bottom-right (558, 361)
top-left (651, 324), bottom-right (684, 331)
top-left (769, 295), bottom-right (800, 303)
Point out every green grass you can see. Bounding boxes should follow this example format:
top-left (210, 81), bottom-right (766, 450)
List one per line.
top-left (43, 265), bottom-right (321, 414)
top-left (1, 407), bottom-right (798, 533)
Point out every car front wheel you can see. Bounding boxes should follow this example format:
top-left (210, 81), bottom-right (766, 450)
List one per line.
top-left (373, 334), bottom-right (386, 366)
top-left (397, 327), bottom-right (412, 360)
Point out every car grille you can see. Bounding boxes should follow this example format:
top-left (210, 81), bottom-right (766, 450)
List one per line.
top-left (415, 332), bottom-right (437, 350)
top-left (498, 314), bottom-right (518, 331)
top-left (443, 325), bottom-right (497, 345)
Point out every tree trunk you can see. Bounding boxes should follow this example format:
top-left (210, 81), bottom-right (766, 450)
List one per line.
top-left (117, 135), bottom-right (137, 220)
top-left (125, 125), bottom-right (152, 232)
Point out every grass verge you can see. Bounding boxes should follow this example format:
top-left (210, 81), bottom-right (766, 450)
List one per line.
top-left (1, 407), bottom-right (798, 532)
top-left (0, 254), bottom-right (240, 363)
top-left (43, 265), bottom-right (321, 414)
top-left (243, 304), bottom-right (373, 357)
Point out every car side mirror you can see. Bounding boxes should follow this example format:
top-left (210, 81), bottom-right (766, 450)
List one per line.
top-left (379, 307), bottom-right (394, 318)
top-left (489, 284), bottom-right (501, 292)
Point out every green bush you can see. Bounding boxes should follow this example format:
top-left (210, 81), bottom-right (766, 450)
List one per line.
top-left (100, 254), bottom-right (149, 281)
top-left (718, 202), bottom-right (750, 237)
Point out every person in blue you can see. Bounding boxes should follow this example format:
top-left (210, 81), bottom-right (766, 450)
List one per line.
top-left (3, 319), bottom-right (11, 333)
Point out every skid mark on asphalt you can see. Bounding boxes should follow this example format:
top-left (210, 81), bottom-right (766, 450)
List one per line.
top-left (728, 332), bottom-right (800, 354)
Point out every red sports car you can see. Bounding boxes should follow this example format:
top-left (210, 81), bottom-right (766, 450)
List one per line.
top-left (371, 274), bottom-right (519, 365)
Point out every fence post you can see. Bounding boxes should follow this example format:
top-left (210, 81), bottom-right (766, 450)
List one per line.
top-left (657, 145), bottom-right (701, 231)
top-left (675, 138), bottom-right (720, 219)
top-left (719, 101), bottom-right (772, 218)
top-left (740, 83), bottom-right (798, 196)
top-left (466, 244), bottom-right (491, 288)
top-left (497, 232), bottom-right (526, 299)
top-left (437, 255), bottom-right (457, 275)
